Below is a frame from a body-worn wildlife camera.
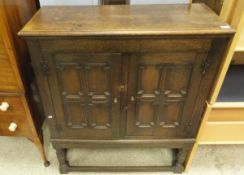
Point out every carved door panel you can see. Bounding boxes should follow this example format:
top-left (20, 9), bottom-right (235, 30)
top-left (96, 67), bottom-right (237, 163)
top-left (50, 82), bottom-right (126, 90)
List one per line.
top-left (126, 53), bottom-right (205, 138)
top-left (47, 53), bottom-right (122, 139)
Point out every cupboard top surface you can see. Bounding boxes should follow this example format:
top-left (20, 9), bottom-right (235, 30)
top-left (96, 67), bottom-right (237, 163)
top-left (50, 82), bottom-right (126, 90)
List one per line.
top-left (19, 3), bottom-right (234, 37)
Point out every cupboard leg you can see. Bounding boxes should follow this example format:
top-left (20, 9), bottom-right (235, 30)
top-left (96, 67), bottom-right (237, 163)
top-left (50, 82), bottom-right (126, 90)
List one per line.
top-left (56, 148), bottom-right (69, 174)
top-left (28, 136), bottom-right (50, 167)
top-left (173, 148), bottom-right (189, 174)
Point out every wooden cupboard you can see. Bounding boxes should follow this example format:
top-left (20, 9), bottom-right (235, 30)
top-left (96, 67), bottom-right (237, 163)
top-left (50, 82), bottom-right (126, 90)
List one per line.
top-left (19, 4), bottom-right (233, 173)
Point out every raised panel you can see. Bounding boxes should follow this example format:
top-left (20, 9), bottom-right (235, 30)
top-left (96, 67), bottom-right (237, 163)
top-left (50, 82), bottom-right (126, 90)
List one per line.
top-left (86, 63), bottom-right (111, 94)
top-left (135, 102), bottom-right (158, 128)
top-left (165, 64), bottom-right (192, 94)
top-left (57, 63), bottom-right (85, 103)
top-left (89, 104), bottom-right (112, 129)
top-left (46, 53), bottom-right (121, 139)
top-left (58, 63), bottom-right (83, 99)
top-left (133, 63), bottom-right (161, 129)
top-left (126, 53), bottom-right (203, 138)
top-left (159, 64), bottom-right (192, 129)
top-left (58, 62), bottom-right (112, 130)
top-left (135, 63), bottom-right (191, 130)
top-left (64, 103), bottom-right (88, 128)
top-left (140, 64), bottom-right (161, 92)
top-left (159, 102), bottom-right (183, 128)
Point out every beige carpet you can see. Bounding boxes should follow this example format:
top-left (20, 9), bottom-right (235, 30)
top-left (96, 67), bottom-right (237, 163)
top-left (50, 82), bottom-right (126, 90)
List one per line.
top-left (0, 126), bottom-right (244, 175)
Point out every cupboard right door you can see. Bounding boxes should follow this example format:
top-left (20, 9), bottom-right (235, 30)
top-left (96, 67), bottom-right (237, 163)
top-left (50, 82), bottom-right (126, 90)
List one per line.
top-left (126, 52), bottom-right (206, 138)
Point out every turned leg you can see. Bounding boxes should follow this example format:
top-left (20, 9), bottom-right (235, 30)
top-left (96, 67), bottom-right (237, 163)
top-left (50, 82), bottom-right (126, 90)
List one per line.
top-left (56, 148), bottom-right (69, 174)
top-left (173, 148), bottom-right (189, 174)
top-left (28, 136), bottom-right (50, 167)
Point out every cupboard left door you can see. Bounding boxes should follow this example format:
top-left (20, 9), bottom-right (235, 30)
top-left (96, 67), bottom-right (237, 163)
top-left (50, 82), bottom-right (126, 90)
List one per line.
top-left (35, 51), bottom-right (122, 139)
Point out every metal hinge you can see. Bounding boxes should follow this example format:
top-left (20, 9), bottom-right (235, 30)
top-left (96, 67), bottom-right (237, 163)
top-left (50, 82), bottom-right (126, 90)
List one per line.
top-left (201, 58), bottom-right (211, 75)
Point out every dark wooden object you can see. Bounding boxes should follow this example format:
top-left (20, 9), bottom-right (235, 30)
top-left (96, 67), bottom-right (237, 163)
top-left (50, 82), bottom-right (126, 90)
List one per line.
top-left (193, 0), bottom-right (224, 14)
top-left (100, 0), bottom-right (129, 5)
top-left (0, 0), bottom-right (49, 166)
top-left (19, 4), bottom-right (234, 173)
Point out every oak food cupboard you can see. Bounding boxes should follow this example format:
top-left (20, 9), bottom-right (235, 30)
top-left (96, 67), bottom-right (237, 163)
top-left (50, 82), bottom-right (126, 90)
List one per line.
top-left (19, 4), bottom-right (234, 173)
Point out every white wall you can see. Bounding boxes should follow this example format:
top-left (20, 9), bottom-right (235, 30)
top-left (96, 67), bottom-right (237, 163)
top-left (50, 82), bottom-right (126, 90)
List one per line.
top-left (39, 0), bottom-right (189, 6)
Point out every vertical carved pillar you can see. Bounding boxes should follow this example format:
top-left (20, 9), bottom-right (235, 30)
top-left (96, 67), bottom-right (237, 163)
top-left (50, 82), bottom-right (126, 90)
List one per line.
top-left (56, 148), bottom-right (69, 174)
top-left (173, 148), bottom-right (189, 173)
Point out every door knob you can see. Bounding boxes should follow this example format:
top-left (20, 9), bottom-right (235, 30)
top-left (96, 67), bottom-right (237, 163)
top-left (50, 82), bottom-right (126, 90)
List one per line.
top-left (113, 98), bottom-right (118, 103)
top-left (0, 102), bottom-right (9, 112)
top-left (130, 96), bottom-right (135, 101)
top-left (8, 123), bottom-right (17, 132)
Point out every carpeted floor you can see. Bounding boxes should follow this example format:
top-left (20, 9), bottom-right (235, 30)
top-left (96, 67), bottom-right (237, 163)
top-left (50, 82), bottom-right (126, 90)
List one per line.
top-left (0, 125), bottom-right (244, 175)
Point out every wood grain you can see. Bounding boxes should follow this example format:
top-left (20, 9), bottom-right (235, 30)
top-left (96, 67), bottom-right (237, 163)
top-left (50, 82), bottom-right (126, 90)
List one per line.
top-left (19, 4), bottom-right (234, 37)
